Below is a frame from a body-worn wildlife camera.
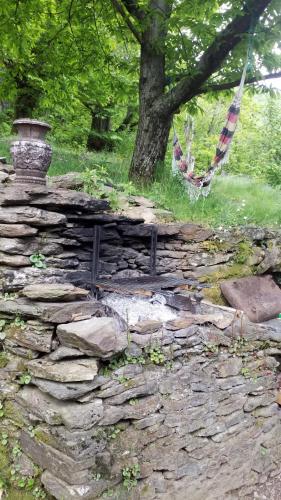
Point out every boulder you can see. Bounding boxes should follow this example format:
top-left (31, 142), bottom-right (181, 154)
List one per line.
top-left (21, 283), bottom-right (89, 302)
top-left (220, 275), bottom-right (281, 323)
top-left (57, 317), bottom-right (128, 358)
top-left (27, 358), bottom-right (99, 382)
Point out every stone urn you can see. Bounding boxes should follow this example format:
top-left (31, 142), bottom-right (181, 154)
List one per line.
top-left (11, 119), bottom-right (52, 185)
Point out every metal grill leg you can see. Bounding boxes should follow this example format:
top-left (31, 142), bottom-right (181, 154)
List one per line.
top-left (150, 225), bottom-right (158, 276)
top-left (91, 225), bottom-right (101, 296)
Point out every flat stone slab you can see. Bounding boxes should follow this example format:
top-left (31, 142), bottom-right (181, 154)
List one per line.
top-left (27, 358), bottom-right (99, 382)
top-left (0, 223), bottom-right (38, 237)
top-left (0, 205), bottom-right (66, 226)
top-left (17, 387), bottom-right (103, 429)
top-left (0, 186), bottom-right (109, 213)
top-left (220, 275), bottom-right (281, 323)
top-left (32, 376), bottom-right (105, 400)
top-left (21, 283), bottom-right (89, 302)
top-left (49, 346), bottom-right (85, 361)
top-left (6, 320), bottom-right (54, 353)
top-left (57, 317), bottom-right (128, 358)
top-left (0, 252), bottom-right (30, 267)
top-left (0, 297), bottom-right (106, 323)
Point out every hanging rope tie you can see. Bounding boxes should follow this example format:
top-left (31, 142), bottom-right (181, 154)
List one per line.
top-left (171, 17), bottom-right (256, 199)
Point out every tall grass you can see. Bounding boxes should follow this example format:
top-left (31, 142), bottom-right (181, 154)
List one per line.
top-left (1, 136), bottom-right (281, 228)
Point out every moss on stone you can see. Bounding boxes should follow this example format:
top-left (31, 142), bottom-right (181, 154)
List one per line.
top-left (200, 262), bottom-right (252, 285)
top-left (201, 240), bottom-right (231, 253)
top-left (34, 429), bottom-right (54, 447)
top-left (202, 286), bottom-right (227, 306)
top-left (234, 241), bottom-right (253, 265)
top-left (4, 401), bottom-right (26, 428)
top-left (0, 352), bottom-right (9, 368)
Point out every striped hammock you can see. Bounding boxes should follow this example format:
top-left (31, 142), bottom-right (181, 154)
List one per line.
top-left (172, 61), bottom-right (248, 189)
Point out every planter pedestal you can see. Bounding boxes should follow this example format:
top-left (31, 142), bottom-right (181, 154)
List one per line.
top-left (11, 119), bottom-right (52, 186)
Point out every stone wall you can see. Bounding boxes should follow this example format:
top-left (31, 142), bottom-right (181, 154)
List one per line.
top-left (1, 179), bottom-right (281, 304)
top-left (1, 285), bottom-right (281, 499)
top-left (0, 176), bottom-right (281, 499)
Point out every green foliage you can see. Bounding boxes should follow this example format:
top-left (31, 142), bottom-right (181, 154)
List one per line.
top-left (122, 464), bottom-right (140, 490)
top-left (12, 316), bottom-right (26, 330)
top-left (0, 352), bottom-right (9, 368)
top-left (18, 374), bottom-right (32, 386)
top-left (234, 242), bottom-right (253, 265)
top-left (29, 254), bottom-right (46, 269)
top-left (0, 401), bottom-right (5, 418)
top-left (145, 345), bottom-right (165, 365)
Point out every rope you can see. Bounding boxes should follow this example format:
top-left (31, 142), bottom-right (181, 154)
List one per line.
top-left (172, 15), bottom-right (257, 197)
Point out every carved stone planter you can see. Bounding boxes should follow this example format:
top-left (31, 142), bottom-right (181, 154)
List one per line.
top-left (11, 119), bottom-right (52, 186)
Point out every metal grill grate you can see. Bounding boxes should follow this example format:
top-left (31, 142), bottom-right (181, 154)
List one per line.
top-left (96, 276), bottom-right (193, 294)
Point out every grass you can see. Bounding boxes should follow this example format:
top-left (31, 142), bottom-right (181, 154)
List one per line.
top-left (1, 136), bottom-right (281, 228)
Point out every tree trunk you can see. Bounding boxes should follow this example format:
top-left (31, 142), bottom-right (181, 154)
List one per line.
top-left (129, 0), bottom-right (172, 184)
top-left (116, 105), bottom-right (136, 132)
top-left (86, 106), bottom-right (113, 152)
top-left (14, 77), bottom-right (41, 119)
top-left (130, 109), bottom-right (172, 183)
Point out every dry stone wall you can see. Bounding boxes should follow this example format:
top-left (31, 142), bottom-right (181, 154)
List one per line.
top-left (0, 173), bottom-right (280, 499)
top-left (0, 285), bottom-right (281, 499)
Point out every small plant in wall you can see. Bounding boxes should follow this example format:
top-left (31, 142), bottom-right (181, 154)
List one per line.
top-left (122, 463), bottom-right (140, 490)
top-left (30, 253), bottom-right (47, 269)
top-left (18, 373), bottom-right (31, 385)
top-left (146, 345), bottom-right (165, 365)
top-left (11, 315), bottom-right (26, 330)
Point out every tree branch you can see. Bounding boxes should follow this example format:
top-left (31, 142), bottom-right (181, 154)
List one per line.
top-left (111, 0), bottom-right (142, 43)
top-left (119, 0), bottom-right (145, 20)
top-left (155, 0), bottom-right (274, 116)
top-left (200, 71), bottom-right (281, 93)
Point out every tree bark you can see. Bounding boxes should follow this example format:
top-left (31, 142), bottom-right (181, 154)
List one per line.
top-left (86, 106), bottom-right (113, 152)
top-left (14, 77), bottom-right (41, 119)
top-left (129, 0), bottom-right (172, 183)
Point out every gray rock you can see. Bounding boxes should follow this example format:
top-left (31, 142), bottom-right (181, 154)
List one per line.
top-left (17, 386), bottom-right (103, 429)
top-left (0, 252), bottom-right (30, 267)
top-left (34, 423), bottom-right (108, 459)
top-left (0, 205), bottom-right (66, 226)
top-left (0, 171), bottom-right (9, 183)
top-left (57, 317), bottom-right (128, 358)
top-left (27, 358), bottom-right (99, 382)
top-left (20, 431), bottom-right (94, 484)
top-left (21, 283), bottom-right (89, 302)
top-left (0, 238), bottom-right (61, 258)
top-left (0, 223), bottom-right (38, 237)
top-left (0, 297), bottom-right (106, 323)
top-left (32, 376), bottom-right (104, 400)
top-left (41, 471), bottom-right (114, 500)
top-left (48, 172), bottom-right (84, 190)
top-left (6, 320), bottom-right (54, 353)
top-left (4, 339), bottom-right (39, 359)
top-left (49, 346), bottom-right (85, 361)
top-left (216, 357), bottom-right (243, 378)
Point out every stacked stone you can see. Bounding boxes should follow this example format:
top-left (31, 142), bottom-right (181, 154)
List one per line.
top-left (2, 164), bottom-right (281, 295)
top-left (1, 280), bottom-right (281, 499)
